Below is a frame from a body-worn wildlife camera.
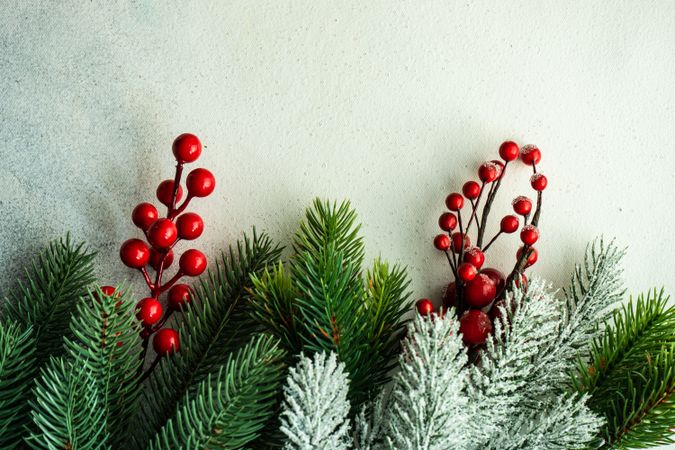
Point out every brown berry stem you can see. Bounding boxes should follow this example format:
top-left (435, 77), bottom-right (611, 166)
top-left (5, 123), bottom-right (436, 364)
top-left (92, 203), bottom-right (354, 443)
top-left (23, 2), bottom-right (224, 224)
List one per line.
top-left (168, 162), bottom-right (184, 217)
top-left (158, 271), bottom-right (184, 294)
top-left (140, 268), bottom-right (154, 291)
top-left (507, 191), bottom-right (542, 286)
top-left (482, 230), bottom-right (502, 253)
top-left (476, 161), bottom-right (509, 247)
top-left (150, 309), bottom-right (175, 333)
top-left (169, 195), bottom-right (193, 220)
top-left (444, 250), bottom-right (456, 273)
top-left (465, 181), bottom-right (486, 233)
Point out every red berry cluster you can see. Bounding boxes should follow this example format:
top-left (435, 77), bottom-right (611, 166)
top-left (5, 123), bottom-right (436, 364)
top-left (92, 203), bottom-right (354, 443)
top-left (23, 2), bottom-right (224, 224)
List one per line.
top-left (417, 141), bottom-right (546, 347)
top-left (119, 133), bottom-right (215, 364)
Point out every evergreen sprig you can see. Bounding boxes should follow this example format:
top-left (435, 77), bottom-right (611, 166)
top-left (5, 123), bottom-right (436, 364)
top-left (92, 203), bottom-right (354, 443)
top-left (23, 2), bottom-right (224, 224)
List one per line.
top-left (149, 334), bottom-right (287, 450)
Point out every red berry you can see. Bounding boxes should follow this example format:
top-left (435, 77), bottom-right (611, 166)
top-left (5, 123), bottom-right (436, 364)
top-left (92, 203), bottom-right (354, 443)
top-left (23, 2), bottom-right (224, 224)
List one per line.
top-left (149, 248), bottom-right (174, 271)
top-left (100, 285), bottom-right (117, 297)
top-left (136, 297), bottom-right (163, 326)
top-left (120, 239), bottom-right (150, 269)
top-left (512, 196), bottom-right (532, 216)
top-left (153, 328), bottom-right (180, 356)
top-left (459, 310), bottom-right (493, 345)
top-left (148, 218), bottom-right (178, 249)
top-left (517, 246), bottom-right (538, 267)
top-left (168, 284), bottom-right (192, 310)
top-left (416, 298), bottom-right (434, 316)
top-left (457, 262), bottom-right (477, 283)
top-left (451, 232), bottom-right (471, 253)
top-left (491, 160), bottom-right (505, 179)
top-left (445, 193), bottom-right (464, 211)
top-left (463, 247), bottom-right (485, 270)
top-left (438, 212), bottom-right (457, 232)
top-left (520, 225), bottom-right (539, 245)
top-left (463, 273), bottom-right (497, 307)
top-left (179, 249), bottom-right (207, 276)
top-left (433, 234), bottom-right (451, 251)
top-left (156, 180), bottom-right (184, 207)
top-left (172, 133), bottom-right (202, 163)
top-left (462, 181), bottom-right (481, 200)
top-left (186, 168), bottom-right (215, 198)
top-left (500, 215), bottom-right (519, 233)
top-left (520, 144), bottom-right (541, 165)
top-left (499, 141), bottom-right (520, 161)
top-left (480, 268), bottom-right (506, 295)
top-left (530, 173), bottom-right (547, 191)
top-left (442, 282), bottom-right (457, 308)
top-left (478, 162), bottom-right (498, 183)
top-left (176, 212), bottom-right (204, 240)
top-left (132, 203), bottom-right (159, 231)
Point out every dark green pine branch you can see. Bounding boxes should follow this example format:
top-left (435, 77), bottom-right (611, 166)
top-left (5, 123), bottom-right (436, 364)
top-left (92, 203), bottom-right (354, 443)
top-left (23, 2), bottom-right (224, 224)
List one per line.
top-left (148, 334), bottom-right (286, 450)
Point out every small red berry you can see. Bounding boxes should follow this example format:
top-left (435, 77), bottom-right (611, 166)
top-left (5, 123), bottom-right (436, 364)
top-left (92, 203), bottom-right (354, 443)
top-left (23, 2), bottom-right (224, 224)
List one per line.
top-left (153, 328), bottom-right (180, 356)
top-left (445, 193), bottom-right (464, 211)
top-left (416, 298), bottom-right (434, 316)
top-left (463, 247), bottom-right (485, 270)
top-left (172, 133), bottom-right (202, 163)
top-left (156, 180), bottom-right (184, 207)
top-left (179, 249), bottom-right (207, 276)
top-left (499, 141), bottom-right (520, 161)
top-left (451, 232), bottom-right (471, 253)
top-left (462, 181), bottom-right (481, 200)
top-left (512, 196), bottom-right (532, 216)
top-left (463, 273), bottom-right (497, 307)
top-left (136, 297), bottom-right (163, 327)
top-left (132, 203), bottom-right (159, 231)
top-left (520, 145), bottom-right (541, 165)
top-left (120, 239), bottom-right (150, 269)
top-left (517, 246), bottom-right (539, 267)
top-left (148, 218), bottom-right (178, 249)
top-left (459, 309), bottom-right (493, 345)
top-left (433, 234), bottom-right (451, 251)
top-left (478, 162), bottom-right (498, 183)
top-left (442, 282), bottom-right (457, 308)
top-left (457, 262), bottom-right (477, 283)
top-left (100, 286), bottom-right (118, 297)
top-left (149, 248), bottom-right (174, 271)
top-left (530, 173), bottom-right (548, 191)
top-left (168, 284), bottom-right (192, 311)
top-left (520, 225), bottom-right (539, 245)
top-left (438, 212), bottom-right (457, 232)
top-left (491, 160), bottom-right (505, 179)
top-left (480, 268), bottom-right (506, 295)
top-left (500, 215), bottom-right (520, 233)
top-left (176, 212), bottom-right (204, 240)
top-left (186, 168), bottom-right (216, 198)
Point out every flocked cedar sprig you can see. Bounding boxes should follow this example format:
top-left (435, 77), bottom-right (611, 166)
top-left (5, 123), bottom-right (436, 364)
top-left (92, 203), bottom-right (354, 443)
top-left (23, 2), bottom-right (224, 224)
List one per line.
top-left (249, 199), bottom-right (412, 408)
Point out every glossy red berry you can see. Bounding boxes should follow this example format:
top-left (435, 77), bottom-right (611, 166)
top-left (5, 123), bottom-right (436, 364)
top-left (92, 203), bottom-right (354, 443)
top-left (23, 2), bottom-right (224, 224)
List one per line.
top-left (179, 249), bottom-right (207, 276)
top-left (176, 212), bottom-right (204, 240)
top-left (478, 162), bottom-right (498, 183)
top-left (451, 232), bottom-right (471, 253)
top-left (463, 273), bottom-right (497, 307)
top-left (172, 133), bottom-right (202, 163)
top-left (499, 141), bottom-right (520, 161)
top-left (153, 328), bottom-right (180, 356)
top-left (457, 262), bottom-right (477, 283)
top-left (416, 298), bottom-right (434, 316)
top-left (491, 160), bottom-right (505, 179)
top-left (442, 282), bottom-right (457, 308)
top-left (480, 268), bottom-right (506, 295)
top-left (520, 225), bottom-right (539, 245)
top-left (500, 215), bottom-right (520, 233)
top-left (149, 248), bottom-right (174, 271)
top-left (512, 196), bottom-right (532, 216)
top-left (459, 310), bottom-right (493, 345)
top-left (168, 284), bottom-right (192, 310)
top-left (517, 246), bottom-right (539, 267)
top-left (433, 234), bottom-right (451, 251)
top-left (530, 173), bottom-right (548, 191)
top-left (136, 297), bottom-right (163, 327)
top-left (186, 168), bottom-right (215, 197)
top-left (100, 285), bottom-right (118, 297)
top-left (462, 181), bottom-right (481, 200)
top-left (132, 203), bottom-right (159, 231)
top-left (438, 212), bottom-right (457, 232)
top-left (445, 193), bottom-right (464, 211)
top-left (463, 247), bottom-right (485, 270)
top-left (148, 218), bottom-right (178, 249)
top-left (520, 145), bottom-right (541, 165)
top-left (156, 180), bottom-right (184, 207)
top-left (120, 239), bottom-right (150, 269)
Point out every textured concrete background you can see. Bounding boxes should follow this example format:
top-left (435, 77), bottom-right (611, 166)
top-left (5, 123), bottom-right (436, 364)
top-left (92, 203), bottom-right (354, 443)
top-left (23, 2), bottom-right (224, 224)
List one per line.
top-left (1, 0), bottom-right (674, 377)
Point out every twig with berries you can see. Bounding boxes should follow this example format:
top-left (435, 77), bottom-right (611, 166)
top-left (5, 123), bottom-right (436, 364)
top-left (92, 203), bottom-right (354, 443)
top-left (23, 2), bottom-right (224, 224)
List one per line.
top-left (118, 133), bottom-right (215, 380)
top-left (418, 141), bottom-right (547, 350)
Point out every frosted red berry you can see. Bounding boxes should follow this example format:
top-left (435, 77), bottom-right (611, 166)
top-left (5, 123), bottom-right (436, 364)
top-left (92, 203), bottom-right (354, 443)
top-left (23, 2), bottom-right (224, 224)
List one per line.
top-left (499, 141), bottom-right (520, 161)
top-left (136, 297), bottom-right (163, 327)
top-left (156, 180), bottom-right (183, 207)
top-left (480, 267), bottom-right (506, 295)
top-left (416, 298), bottom-right (434, 316)
top-left (520, 225), bottom-right (539, 245)
top-left (153, 328), bottom-right (180, 355)
top-left (451, 232), bottom-right (471, 253)
top-left (179, 249), bottom-right (207, 276)
top-left (478, 162), bottom-right (498, 183)
top-left (148, 218), bottom-right (178, 250)
top-left (457, 262), bottom-right (477, 283)
top-left (132, 203), bottom-right (159, 231)
top-left (520, 145), bottom-right (541, 165)
top-left (438, 212), bottom-right (457, 231)
top-left (530, 173), bottom-right (548, 191)
top-left (463, 273), bottom-right (497, 307)
top-left (491, 160), bottom-right (505, 179)
top-left (186, 168), bottom-right (215, 198)
top-left (149, 248), bottom-right (174, 271)
top-left (517, 246), bottom-right (539, 267)
top-left (462, 181), bottom-right (481, 200)
top-left (445, 193), bottom-right (464, 211)
top-left (120, 239), bottom-right (150, 269)
top-left (168, 284), bottom-right (192, 311)
top-left (512, 196), bottom-right (532, 216)
top-left (500, 215), bottom-right (519, 233)
top-left (433, 234), bottom-right (451, 251)
top-left (463, 247), bottom-right (485, 270)
top-left (459, 310), bottom-right (493, 345)
top-left (172, 133), bottom-right (202, 163)
top-left (176, 212), bottom-right (204, 240)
